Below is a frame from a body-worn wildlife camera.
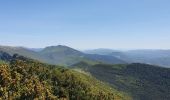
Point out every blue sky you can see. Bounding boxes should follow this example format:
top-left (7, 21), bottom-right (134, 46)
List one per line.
top-left (0, 0), bottom-right (170, 49)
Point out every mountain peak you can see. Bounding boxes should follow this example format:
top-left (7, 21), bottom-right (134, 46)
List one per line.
top-left (44, 45), bottom-right (72, 50)
top-left (41, 45), bottom-right (83, 55)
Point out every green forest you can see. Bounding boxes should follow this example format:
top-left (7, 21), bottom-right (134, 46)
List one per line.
top-left (0, 55), bottom-right (130, 100)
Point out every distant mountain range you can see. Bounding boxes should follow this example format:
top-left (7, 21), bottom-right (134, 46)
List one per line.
top-left (1, 45), bottom-right (170, 67)
top-left (85, 49), bottom-right (170, 67)
top-left (0, 45), bottom-right (125, 66)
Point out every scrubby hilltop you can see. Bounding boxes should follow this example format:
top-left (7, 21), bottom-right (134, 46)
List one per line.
top-left (0, 54), bottom-right (130, 100)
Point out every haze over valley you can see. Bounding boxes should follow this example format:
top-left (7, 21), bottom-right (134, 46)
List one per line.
top-left (0, 0), bottom-right (170, 100)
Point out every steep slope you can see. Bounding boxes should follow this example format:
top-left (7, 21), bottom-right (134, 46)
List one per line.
top-left (72, 63), bottom-right (170, 100)
top-left (0, 54), bottom-right (131, 100)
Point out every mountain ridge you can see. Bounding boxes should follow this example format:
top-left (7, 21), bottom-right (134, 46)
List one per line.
top-left (0, 45), bottom-right (125, 66)
top-left (85, 49), bottom-right (170, 67)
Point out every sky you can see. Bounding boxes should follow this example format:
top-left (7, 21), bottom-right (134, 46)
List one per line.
top-left (0, 0), bottom-right (170, 50)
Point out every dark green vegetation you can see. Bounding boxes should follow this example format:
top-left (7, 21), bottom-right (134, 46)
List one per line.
top-left (0, 45), bottom-right (125, 66)
top-left (0, 54), bottom-right (130, 100)
top-left (0, 51), bottom-right (13, 62)
top-left (72, 62), bottom-right (170, 100)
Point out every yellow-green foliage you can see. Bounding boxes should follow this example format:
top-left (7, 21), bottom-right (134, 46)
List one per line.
top-left (0, 56), bottom-right (131, 100)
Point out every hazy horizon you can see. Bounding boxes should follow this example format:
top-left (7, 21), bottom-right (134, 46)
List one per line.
top-left (1, 44), bottom-right (170, 51)
top-left (0, 0), bottom-right (170, 49)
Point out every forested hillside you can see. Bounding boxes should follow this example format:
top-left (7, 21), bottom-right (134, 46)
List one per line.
top-left (72, 62), bottom-right (170, 100)
top-left (0, 54), bottom-right (130, 100)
